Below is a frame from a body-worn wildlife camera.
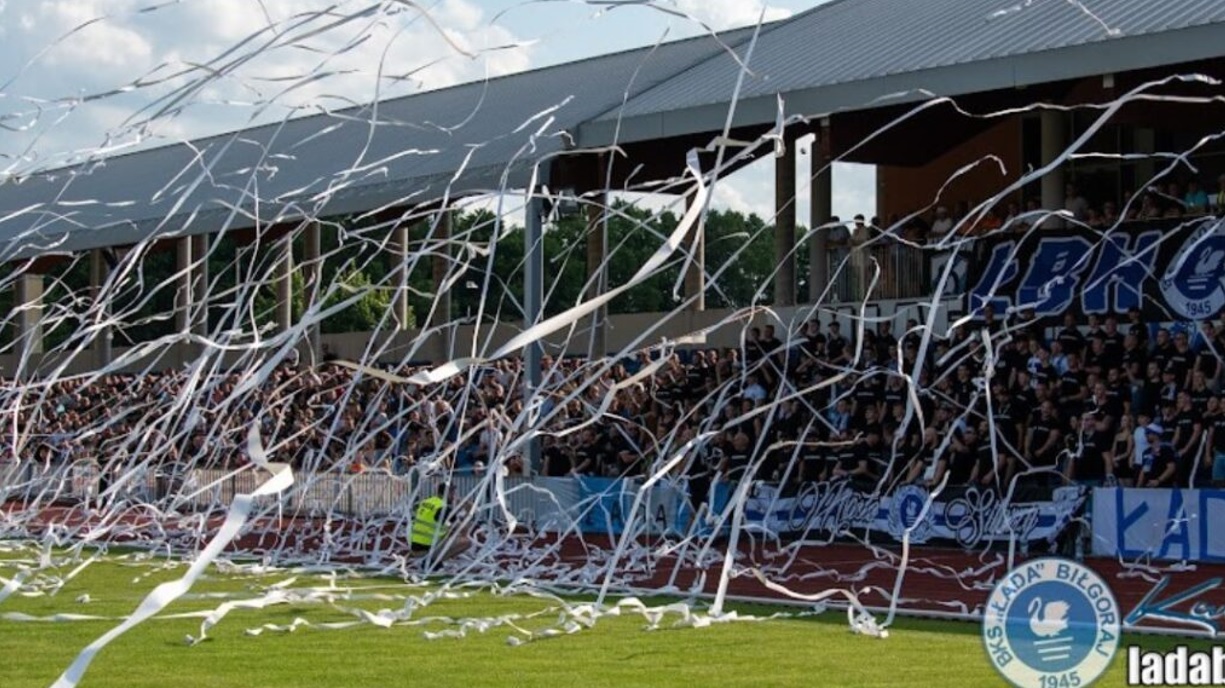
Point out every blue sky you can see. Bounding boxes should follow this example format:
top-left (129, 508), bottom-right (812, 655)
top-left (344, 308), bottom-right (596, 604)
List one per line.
top-left (0, 0), bottom-right (875, 221)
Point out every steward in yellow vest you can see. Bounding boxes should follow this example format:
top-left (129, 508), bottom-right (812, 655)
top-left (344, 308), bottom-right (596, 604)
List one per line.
top-left (411, 495), bottom-right (447, 548)
top-left (409, 484), bottom-right (471, 561)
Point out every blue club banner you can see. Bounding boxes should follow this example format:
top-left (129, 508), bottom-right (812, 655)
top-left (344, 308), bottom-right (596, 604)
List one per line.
top-left (742, 482), bottom-right (1086, 549)
top-left (572, 476), bottom-right (1085, 549)
top-left (1091, 488), bottom-right (1225, 563)
top-left (966, 216), bottom-right (1225, 321)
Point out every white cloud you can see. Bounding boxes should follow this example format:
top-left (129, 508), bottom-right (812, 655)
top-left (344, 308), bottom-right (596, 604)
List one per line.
top-left (0, 0), bottom-right (534, 174)
top-left (670, 0), bottom-right (793, 30)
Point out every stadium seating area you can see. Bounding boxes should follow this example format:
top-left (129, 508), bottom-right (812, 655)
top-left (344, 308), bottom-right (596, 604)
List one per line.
top-left (4, 303), bottom-right (1222, 501)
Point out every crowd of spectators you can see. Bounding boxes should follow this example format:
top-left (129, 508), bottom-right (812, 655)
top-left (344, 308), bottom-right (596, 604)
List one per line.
top-left (9, 309), bottom-right (1220, 514)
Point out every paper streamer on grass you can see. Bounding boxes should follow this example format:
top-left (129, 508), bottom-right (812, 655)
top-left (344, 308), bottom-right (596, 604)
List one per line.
top-left (0, 3), bottom-right (1216, 678)
top-left (51, 427), bottom-right (292, 688)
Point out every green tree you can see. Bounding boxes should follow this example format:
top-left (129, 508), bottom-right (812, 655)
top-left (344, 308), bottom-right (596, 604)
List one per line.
top-left (321, 268), bottom-right (396, 334)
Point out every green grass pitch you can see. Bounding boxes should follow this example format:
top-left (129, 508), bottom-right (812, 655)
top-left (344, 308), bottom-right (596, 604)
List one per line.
top-left (0, 543), bottom-right (1212, 687)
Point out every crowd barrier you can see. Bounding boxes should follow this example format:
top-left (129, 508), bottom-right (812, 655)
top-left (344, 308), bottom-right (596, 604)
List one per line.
top-left (3, 462), bottom-right (1088, 550)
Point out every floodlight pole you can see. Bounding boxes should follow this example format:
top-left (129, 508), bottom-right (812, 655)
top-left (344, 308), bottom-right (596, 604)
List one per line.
top-left (524, 165), bottom-right (550, 475)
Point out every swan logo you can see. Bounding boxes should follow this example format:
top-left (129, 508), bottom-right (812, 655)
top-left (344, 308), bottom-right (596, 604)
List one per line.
top-left (887, 485), bottom-right (933, 544)
top-left (1158, 219), bottom-right (1225, 320)
top-left (983, 557), bottom-right (1120, 688)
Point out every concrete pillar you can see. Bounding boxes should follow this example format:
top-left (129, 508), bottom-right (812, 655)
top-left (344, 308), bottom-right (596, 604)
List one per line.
top-left (390, 223), bottom-right (410, 331)
top-left (1040, 110), bottom-right (1069, 226)
top-left (433, 209), bottom-right (452, 360)
top-left (303, 222), bottom-right (321, 364)
top-left (809, 133), bottom-right (832, 303)
top-left (14, 272), bottom-right (44, 360)
top-left (90, 249), bottom-right (112, 368)
top-left (682, 191), bottom-right (705, 313)
top-left (1133, 127), bottom-right (1156, 195)
top-left (190, 234), bottom-right (210, 339)
top-left (525, 173), bottom-right (549, 476)
top-left (585, 197), bottom-right (608, 357)
top-left (774, 141), bottom-right (797, 306)
top-left (274, 235), bottom-right (293, 334)
top-left (174, 237), bottom-right (193, 333)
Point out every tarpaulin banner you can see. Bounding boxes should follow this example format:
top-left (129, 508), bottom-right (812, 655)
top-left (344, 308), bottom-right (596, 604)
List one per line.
top-left (965, 216), bottom-right (1225, 321)
top-left (743, 482), bottom-right (1087, 548)
top-left (1091, 487), bottom-right (1225, 563)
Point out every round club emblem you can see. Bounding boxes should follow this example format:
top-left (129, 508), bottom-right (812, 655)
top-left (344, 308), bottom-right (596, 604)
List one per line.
top-left (888, 484), bottom-right (933, 544)
top-left (982, 557), bottom-right (1120, 688)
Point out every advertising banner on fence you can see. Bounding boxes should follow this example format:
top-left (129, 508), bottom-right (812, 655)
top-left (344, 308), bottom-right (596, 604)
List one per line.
top-left (966, 216), bottom-right (1225, 321)
top-left (1092, 488), bottom-right (1225, 562)
top-left (742, 482), bottom-right (1086, 548)
top-left (572, 477), bottom-right (1084, 548)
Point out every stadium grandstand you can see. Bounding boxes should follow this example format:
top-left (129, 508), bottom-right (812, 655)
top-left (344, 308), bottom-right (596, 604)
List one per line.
top-left (3, 0), bottom-right (1225, 652)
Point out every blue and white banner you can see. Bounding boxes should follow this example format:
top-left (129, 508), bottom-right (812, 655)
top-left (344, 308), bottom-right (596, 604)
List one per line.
top-left (572, 478), bottom-right (1085, 548)
top-left (1092, 488), bottom-right (1225, 563)
top-left (575, 476), bottom-right (692, 536)
top-left (743, 482), bottom-right (1086, 549)
top-left (967, 216), bottom-right (1225, 321)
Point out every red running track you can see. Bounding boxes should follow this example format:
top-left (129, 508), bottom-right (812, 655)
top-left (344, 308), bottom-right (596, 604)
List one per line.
top-left (7, 502), bottom-right (1224, 636)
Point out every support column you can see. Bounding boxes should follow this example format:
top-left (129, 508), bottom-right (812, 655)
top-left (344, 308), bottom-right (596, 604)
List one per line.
top-left (90, 249), bottom-right (112, 369)
top-left (1040, 110), bottom-right (1069, 227)
top-left (191, 234), bottom-right (210, 340)
top-left (524, 172), bottom-right (549, 476)
top-left (1133, 127), bottom-right (1156, 196)
top-left (432, 209), bottom-right (452, 361)
top-left (682, 191), bottom-right (705, 312)
top-left (174, 237), bottom-right (193, 333)
top-left (303, 222), bottom-right (322, 364)
top-left (274, 235), bottom-right (293, 334)
top-left (774, 140), bottom-right (797, 307)
top-left (391, 223), bottom-right (411, 331)
top-left (585, 196), bottom-right (608, 358)
top-left (14, 271), bottom-right (44, 363)
top-left (809, 133), bottom-right (832, 304)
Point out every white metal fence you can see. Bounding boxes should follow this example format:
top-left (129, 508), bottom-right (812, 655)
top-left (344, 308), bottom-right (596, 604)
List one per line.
top-left (1, 461), bottom-right (679, 535)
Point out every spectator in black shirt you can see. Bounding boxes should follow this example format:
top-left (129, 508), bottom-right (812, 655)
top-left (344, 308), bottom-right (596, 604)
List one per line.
top-left (875, 321), bottom-right (898, 364)
top-left (543, 435), bottom-right (571, 477)
top-left (802, 319), bottom-right (826, 361)
top-left (1121, 332), bottom-right (1146, 381)
top-left (1056, 312), bottom-right (1086, 358)
top-left (1168, 330), bottom-right (1195, 388)
top-left (826, 321), bottom-right (850, 368)
top-left (1058, 354), bottom-right (1088, 417)
top-left (1068, 413), bottom-right (1110, 485)
top-left (1207, 394), bottom-right (1225, 487)
top-left (1087, 381), bottom-right (1123, 430)
top-left (720, 431), bottom-right (753, 483)
top-left (904, 427), bottom-right (939, 485)
top-left (902, 319), bottom-right (922, 351)
top-left (1102, 316), bottom-right (1125, 362)
top-left (1085, 313), bottom-right (1104, 343)
top-left (851, 376), bottom-right (882, 427)
top-left (1082, 335), bottom-right (1112, 374)
top-left (745, 327), bottom-right (764, 365)
top-left (1194, 322), bottom-right (1222, 382)
top-left (1026, 400), bottom-right (1064, 478)
top-left (1189, 370), bottom-right (1214, 415)
top-left (1151, 328), bottom-right (1174, 371)
top-left (1125, 307), bottom-right (1149, 348)
top-left (1171, 391), bottom-right (1204, 485)
top-left (1138, 425), bottom-right (1178, 488)
top-left (936, 425), bottom-right (981, 488)
top-left (881, 375), bottom-right (907, 413)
